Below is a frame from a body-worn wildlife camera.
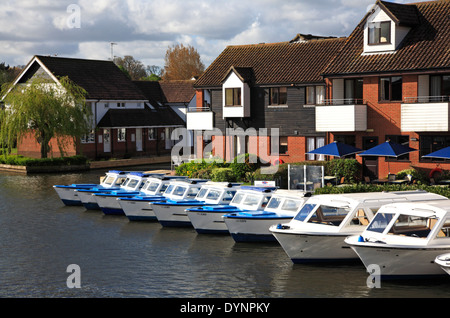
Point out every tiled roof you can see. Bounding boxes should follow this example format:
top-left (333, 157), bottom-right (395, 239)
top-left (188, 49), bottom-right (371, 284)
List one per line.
top-left (97, 104), bottom-right (185, 128)
top-left (133, 80), bottom-right (195, 104)
top-left (379, 0), bottom-right (419, 26)
top-left (323, 0), bottom-right (450, 76)
top-left (194, 37), bottom-right (347, 88)
top-left (30, 55), bottom-right (148, 100)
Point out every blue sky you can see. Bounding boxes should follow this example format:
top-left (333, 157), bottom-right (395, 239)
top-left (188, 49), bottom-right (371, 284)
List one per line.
top-left (0, 0), bottom-right (420, 69)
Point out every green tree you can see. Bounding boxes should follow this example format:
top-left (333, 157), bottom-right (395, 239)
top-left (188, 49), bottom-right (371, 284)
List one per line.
top-left (0, 76), bottom-right (92, 158)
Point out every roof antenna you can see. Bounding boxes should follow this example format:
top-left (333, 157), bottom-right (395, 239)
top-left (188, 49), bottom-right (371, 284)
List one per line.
top-left (110, 42), bottom-right (117, 61)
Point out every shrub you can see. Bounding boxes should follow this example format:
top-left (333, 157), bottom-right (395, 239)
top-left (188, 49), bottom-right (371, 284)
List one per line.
top-left (211, 168), bottom-right (237, 182)
top-left (0, 154), bottom-right (88, 166)
top-left (396, 168), bottom-right (428, 184)
top-left (175, 159), bottom-right (228, 178)
top-left (229, 153), bottom-right (262, 182)
top-left (325, 159), bottom-right (362, 183)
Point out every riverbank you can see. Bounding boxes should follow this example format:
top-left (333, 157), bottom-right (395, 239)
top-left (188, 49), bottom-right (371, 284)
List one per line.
top-left (0, 155), bottom-right (172, 174)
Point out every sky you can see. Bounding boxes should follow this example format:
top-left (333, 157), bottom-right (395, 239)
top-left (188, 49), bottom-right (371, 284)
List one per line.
top-left (0, 0), bottom-right (419, 70)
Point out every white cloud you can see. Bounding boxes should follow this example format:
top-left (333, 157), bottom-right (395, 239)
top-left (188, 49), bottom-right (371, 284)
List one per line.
top-left (0, 0), bottom-right (421, 69)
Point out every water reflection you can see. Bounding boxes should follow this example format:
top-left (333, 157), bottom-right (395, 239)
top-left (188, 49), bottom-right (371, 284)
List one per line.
top-left (0, 169), bottom-right (450, 297)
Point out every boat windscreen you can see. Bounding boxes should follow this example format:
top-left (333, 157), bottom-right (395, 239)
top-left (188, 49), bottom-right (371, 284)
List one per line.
top-left (366, 213), bottom-right (394, 233)
top-left (294, 203), bottom-right (317, 222)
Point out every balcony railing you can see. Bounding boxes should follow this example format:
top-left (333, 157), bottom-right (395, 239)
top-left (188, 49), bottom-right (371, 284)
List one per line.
top-left (188, 106), bottom-right (212, 112)
top-left (314, 98), bottom-right (366, 106)
top-left (403, 96), bottom-right (450, 103)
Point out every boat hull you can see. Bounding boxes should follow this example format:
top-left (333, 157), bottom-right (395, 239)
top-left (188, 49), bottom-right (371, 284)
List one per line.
top-left (152, 203), bottom-right (201, 227)
top-left (76, 190), bottom-right (104, 210)
top-left (435, 254), bottom-right (450, 275)
top-left (186, 209), bottom-right (230, 234)
top-left (347, 239), bottom-right (450, 278)
top-left (94, 193), bottom-right (138, 215)
top-left (119, 198), bottom-right (165, 221)
top-left (271, 230), bottom-right (358, 262)
top-left (224, 215), bottom-right (293, 242)
top-left (53, 185), bottom-right (97, 206)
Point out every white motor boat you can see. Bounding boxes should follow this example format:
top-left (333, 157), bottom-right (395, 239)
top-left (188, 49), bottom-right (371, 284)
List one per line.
top-left (118, 175), bottom-right (188, 221)
top-left (53, 170), bottom-right (128, 206)
top-left (435, 253), bottom-right (450, 275)
top-left (345, 200), bottom-right (450, 279)
top-left (221, 190), bottom-right (309, 242)
top-left (270, 190), bottom-right (448, 263)
top-left (186, 186), bottom-right (277, 234)
top-left (92, 172), bottom-right (155, 215)
top-left (151, 180), bottom-right (235, 227)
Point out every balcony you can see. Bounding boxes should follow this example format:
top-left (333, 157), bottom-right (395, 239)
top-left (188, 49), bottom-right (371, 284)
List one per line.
top-left (186, 107), bottom-right (214, 131)
top-left (315, 99), bottom-right (367, 132)
top-left (401, 96), bottom-right (450, 132)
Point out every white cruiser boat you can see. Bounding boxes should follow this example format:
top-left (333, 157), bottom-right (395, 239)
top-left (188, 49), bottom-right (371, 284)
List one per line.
top-left (53, 170), bottom-right (128, 206)
top-left (186, 186), bottom-right (277, 234)
top-left (92, 172), bottom-right (155, 215)
top-left (222, 190), bottom-right (309, 242)
top-left (151, 180), bottom-right (233, 227)
top-left (345, 200), bottom-right (450, 279)
top-left (270, 191), bottom-right (447, 263)
top-left (435, 253), bottom-right (450, 275)
top-left (118, 175), bottom-right (188, 221)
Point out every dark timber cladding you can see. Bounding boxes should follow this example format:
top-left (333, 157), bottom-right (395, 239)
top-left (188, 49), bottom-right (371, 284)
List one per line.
top-left (194, 37), bottom-right (347, 136)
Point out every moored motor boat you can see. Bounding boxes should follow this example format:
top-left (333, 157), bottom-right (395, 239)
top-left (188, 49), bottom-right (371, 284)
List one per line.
top-left (270, 190), bottom-right (448, 263)
top-left (92, 172), bottom-right (157, 215)
top-left (186, 186), bottom-right (277, 234)
top-left (345, 199), bottom-right (450, 279)
top-left (151, 180), bottom-right (234, 227)
top-left (53, 170), bottom-right (128, 206)
top-left (222, 190), bottom-right (309, 242)
top-left (118, 175), bottom-right (188, 221)
top-left (435, 253), bottom-right (450, 275)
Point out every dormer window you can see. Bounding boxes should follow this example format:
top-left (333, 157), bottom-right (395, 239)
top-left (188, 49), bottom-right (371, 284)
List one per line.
top-left (225, 88), bottom-right (241, 106)
top-left (368, 21), bottom-right (391, 45)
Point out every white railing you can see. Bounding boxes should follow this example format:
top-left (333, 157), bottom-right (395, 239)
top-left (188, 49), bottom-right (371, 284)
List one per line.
top-left (315, 98), bottom-right (366, 106)
top-left (403, 96), bottom-right (450, 103)
top-left (188, 106), bottom-right (212, 112)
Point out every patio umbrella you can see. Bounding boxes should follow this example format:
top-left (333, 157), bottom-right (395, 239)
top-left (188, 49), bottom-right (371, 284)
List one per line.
top-left (306, 141), bottom-right (362, 158)
top-left (358, 140), bottom-right (417, 174)
top-left (422, 146), bottom-right (450, 159)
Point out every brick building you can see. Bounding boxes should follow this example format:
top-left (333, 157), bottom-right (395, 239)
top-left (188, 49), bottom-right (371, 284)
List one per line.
top-left (318, 0), bottom-right (450, 179)
top-left (190, 34), bottom-right (346, 163)
top-left (8, 55), bottom-right (185, 159)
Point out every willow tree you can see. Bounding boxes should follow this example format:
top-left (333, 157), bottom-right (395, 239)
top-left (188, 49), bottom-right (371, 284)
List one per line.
top-left (0, 76), bottom-right (92, 158)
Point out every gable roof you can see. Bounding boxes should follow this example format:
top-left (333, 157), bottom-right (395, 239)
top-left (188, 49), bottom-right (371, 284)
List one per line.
top-left (378, 0), bottom-right (419, 26)
top-left (194, 37), bottom-right (347, 88)
top-left (133, 80), bottom-right (195, 105)
top-left (16, 55), bottom-right (148, 101)
top-left (323, 0), bottom-right (450, 77)
top-left (97, 104), bottom-right (185, 129)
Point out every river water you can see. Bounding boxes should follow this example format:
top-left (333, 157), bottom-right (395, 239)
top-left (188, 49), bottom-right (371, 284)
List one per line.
top-left (1, 166), bottom-right (450, 300)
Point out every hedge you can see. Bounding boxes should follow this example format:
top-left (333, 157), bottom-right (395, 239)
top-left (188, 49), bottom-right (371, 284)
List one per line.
top-left (0, 154), bottom-right (88, 166)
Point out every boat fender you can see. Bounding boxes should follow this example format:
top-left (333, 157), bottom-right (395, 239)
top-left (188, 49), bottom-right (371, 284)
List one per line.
top-left (429, 167), bottom-right (442, 178)
top-left (357, 235), bottom-right (365, 242)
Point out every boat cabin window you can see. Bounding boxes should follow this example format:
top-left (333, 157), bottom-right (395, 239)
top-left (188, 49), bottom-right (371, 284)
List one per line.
top-left (196, 188), bottom-right (209, 199)
top-left (307, 205), bottom-right (350, 226)
top-left (206, 190), bottom-right (221, 200)
top-left (387, 214), bottom-right (437, 238)
top-left (146, 182), bottom-right (160, 193)
top-left (267, 197), bottom-right (282, 210)
top-left (242, 194), bottom-right (261, 207)
top-left (115, 177), bottom-right (127, 186)
top-left (164, 185), bottom-right (175, 195)
top-left (350, 209), bottom-right (370, 226)
top-left (231, 192), bottom-right (245, 205)
top-left (281, 199), bottom-right (303, 212)
top-left (126, 179), bottom-right (140, 189)
top-left (223, 191), bottom-right (236, 201)
top-left (186, 187), bottom-right (200, 198)
top-left (172, 186), bottom-right (187, 197)
top-left (262, 196), bottom-right (271, 208)
top-left (366, 213), bottom-right (394, 233)
top-left (436, 218), bottom-right (450, 238)
top-left (103, 176), bottom-right (116, 185)
top-left (294, 203), bottom-right (317, 222)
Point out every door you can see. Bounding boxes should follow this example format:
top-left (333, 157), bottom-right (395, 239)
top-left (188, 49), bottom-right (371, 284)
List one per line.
top-left (103, 129), bottom-right (111, 153)
top-left (362, 136), bottom-right (378, 179)
top-left (136, 128), bottom-right (143, 152)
